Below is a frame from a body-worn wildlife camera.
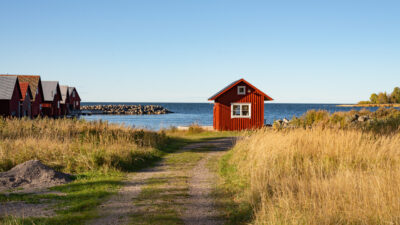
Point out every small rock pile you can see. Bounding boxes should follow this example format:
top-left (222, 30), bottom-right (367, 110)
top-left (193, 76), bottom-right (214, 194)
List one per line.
top-left (274, 118), bottom-right (293, 128)
top-left (0, 160), bottom-right (72, 191)
top-left (273, 113), bottom-right (372, 129)
top-left (81, 105), bottom-right (172, 115)
top-left (351, 114), bottom-right (370, 122)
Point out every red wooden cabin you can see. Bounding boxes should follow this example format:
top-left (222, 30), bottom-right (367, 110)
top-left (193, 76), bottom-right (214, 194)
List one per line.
top-left (0, 76), bottom-right (22, 117)
top-left (42, 81), bottom-right (62, 117)
top-left (0, 75), bottom-right (44, 117)
top-left (208, 78), bottom-right (273, 131)
top-left (68, 87), bottom-right (81, 111)
top-left (19, 82), bottom-right (33, 118)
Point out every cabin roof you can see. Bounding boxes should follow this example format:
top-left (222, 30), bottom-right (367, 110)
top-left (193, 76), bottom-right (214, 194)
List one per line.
top-left (60, 85), bottom-right (69, 104)
top-left (68, 86), bottom-right (81, 101)
top-left (208, 78), bottom-right (273, 101)
top-left (42, 81), bottom-right (60, 101)
top-left (68, 87), bottom-right (75, 95)
top-left (0, 75), bottom-right (41, 101)
top-left (20, 82), bottom-right (33, 101)
top-left (0, 76), bottom-right (19, 100)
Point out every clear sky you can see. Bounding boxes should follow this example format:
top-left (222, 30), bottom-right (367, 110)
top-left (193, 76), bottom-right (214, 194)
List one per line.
top-left (0, 0), bottom-right (399, 103)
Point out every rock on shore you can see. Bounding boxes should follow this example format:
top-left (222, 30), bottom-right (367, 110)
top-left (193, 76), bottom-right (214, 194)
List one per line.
top-left (81, 105), bottom-right (172, 115)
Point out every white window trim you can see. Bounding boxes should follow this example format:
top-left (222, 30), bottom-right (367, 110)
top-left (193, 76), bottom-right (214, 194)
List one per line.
top-left (231, 103), bottom-right (251, 118)
top-left (237, 86), bottom-right (246, 95)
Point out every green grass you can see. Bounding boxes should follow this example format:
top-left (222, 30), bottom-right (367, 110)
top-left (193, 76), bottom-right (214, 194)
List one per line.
top-left (0, 127), bottom-right (239, 224)
top-left (130, 137), bottom-right (221, 225)
top-left (0, 172), bottom-right (124, 225)
top-left (211, 151), bottom-right (253, 225)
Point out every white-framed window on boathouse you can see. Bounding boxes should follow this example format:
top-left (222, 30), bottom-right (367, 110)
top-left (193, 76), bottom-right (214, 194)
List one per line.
top-left (231, 103), bottom-right (251, 118)
top-left (237, 86), bottom-right (246, 95)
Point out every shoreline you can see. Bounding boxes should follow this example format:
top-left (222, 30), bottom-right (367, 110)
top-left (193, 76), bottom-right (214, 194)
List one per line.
top-left (337, 104), bottom-right (400, 107)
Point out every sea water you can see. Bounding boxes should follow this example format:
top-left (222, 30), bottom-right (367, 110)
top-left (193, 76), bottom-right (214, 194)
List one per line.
top-left (81, 102), bottom-right (388, 130)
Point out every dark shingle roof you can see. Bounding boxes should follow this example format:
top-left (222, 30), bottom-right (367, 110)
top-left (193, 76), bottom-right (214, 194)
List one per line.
top-left (208, 79), bottom-right (241, 100)
top-left (42, 81), bottom-right (59, 101)
top-left (0, 76), bottom-right (18, 100)
top-left (0, 75), bottom-right (41, 101)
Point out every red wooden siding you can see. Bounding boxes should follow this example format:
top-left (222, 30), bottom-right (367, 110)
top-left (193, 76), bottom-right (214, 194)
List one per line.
top-left (209, 79), bottom-right (272, 131)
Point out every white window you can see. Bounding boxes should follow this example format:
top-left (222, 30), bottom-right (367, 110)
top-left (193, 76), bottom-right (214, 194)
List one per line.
top-left (231, 103), bottom-right (251, 118)
top-left (72, 91), bottom-right (75, 97)
top-left (237, 86), bottom-right (246, 95)
top-left (58, 101), bottom-right (60, 109)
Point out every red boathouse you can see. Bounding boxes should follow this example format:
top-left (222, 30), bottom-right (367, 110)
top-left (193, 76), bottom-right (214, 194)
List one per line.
top-left (68, 87), bottom-right (81, 111)
top-left (42, 81), bottom-right (62, 117)
top-left (0, 76), bottom-right (22, 117)
top-left (0, 75), bottom-right (44, 117)
top-left (208, 78), bottom-right (273, 131)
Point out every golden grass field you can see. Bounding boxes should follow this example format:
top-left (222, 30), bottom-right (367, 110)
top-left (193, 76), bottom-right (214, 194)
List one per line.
top-left (0, 118), bottom-right (168, 173)
top-left (223, 127), bottom-right (400, 224)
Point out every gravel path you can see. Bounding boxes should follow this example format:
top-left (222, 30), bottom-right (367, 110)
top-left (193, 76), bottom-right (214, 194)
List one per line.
top-left (87, 168), bottom-right (167, 225)
top-left (88, 137), bottom-right (236, 225)
top-left (0, 201), bottom-right (56, 218)
top-left (181, 138), bottom-right (236, 225)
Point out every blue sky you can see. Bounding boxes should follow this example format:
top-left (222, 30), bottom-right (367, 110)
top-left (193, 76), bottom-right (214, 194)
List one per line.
top-left (0, 0), bottom-right (399, 103)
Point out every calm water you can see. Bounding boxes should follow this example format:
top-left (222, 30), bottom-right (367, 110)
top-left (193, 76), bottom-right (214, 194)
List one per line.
top-left (81, 102), bottom-right (388, 130)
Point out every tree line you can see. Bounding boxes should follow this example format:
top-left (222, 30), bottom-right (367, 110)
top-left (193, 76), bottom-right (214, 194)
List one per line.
top-left (359, 87), bottom-right (400, 104)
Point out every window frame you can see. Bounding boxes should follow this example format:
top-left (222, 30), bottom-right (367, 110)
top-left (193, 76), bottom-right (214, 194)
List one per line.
top-left (237, 86), bottom-right (246, 95)
top-left (231, 103), bottom-right (251, 118)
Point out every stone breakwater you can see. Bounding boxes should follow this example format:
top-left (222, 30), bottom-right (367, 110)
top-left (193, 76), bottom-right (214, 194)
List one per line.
top-left (80, 105), bottom-right (172, 115)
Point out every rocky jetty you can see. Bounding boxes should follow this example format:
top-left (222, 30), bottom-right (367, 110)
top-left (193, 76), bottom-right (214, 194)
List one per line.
top-left (80, 104), bottom-right (172, 115)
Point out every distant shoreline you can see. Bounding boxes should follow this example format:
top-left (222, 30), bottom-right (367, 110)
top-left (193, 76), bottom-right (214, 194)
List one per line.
top-left (337, 104), bottom-right (400, 107)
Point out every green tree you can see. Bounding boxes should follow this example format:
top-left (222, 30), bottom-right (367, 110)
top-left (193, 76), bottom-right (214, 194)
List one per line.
top-left (377, 92), bottom-right (389, 104)
top-left (390, 87), bottom-right (400, 103)
top-left (370, 93), bottom-right (378, 104)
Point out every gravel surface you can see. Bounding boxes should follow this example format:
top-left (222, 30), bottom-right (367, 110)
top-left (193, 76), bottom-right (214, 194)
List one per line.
top-left (181, 138), bottom-right (236, 225)
top-left (0, 201), bottom-right (56, 218)
top-left (88, 137), bottom-right (236, 225)
top-left (87, 168), bottom-right (166, 225)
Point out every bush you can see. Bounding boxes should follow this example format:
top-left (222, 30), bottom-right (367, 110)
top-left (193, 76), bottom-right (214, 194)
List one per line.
top-left (188, 123), bottom-right (205, 134)
top-left (288, 108), bottom-right (400, 134)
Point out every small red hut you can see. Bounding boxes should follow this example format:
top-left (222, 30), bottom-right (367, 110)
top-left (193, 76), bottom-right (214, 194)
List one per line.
top-left (0, 76), bottom-right (22, 117)
top-left (42, 81), bottom-right (62, 117)
top-left (19, 82), bottom-right (33, 118)
top-left (68, 87), bottom-right (81, 111)
top-left (208, 78), bottom-right (273, 131)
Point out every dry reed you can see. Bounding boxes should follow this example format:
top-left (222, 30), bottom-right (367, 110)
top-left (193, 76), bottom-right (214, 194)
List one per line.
top-left (0, 118), bottom-right (168, 173)
top-left (226, 128), bottom-right (400, 225)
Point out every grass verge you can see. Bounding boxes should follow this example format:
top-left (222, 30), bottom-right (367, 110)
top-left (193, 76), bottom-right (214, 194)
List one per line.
top-left (219, 128), bottom-right (400, 225)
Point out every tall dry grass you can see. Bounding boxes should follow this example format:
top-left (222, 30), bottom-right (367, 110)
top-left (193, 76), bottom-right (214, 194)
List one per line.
top-left (225, 128), bottom-right (400, 225)
top-left (0, 118), bottom-right (168, 173)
